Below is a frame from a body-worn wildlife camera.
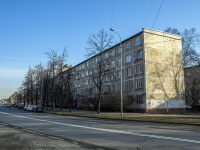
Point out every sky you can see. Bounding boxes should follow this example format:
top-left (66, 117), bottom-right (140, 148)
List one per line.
top-left (0, 0), bottom-right (200, 99)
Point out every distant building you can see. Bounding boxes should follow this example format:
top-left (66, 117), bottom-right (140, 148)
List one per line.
top-left (59, 28), bottom-right (185, 113)
top-left (184, 65), bottom-right (200, 107)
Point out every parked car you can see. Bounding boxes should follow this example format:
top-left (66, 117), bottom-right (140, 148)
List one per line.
top-left (32, 105), bottom-right (43, 112)
top-left (27, 105), bottom-right (34, 111)
top-left (24, 105), bottom-right (28, 110)
top-left (15, 104), bottom-right (19, 107)
top-left (18, 104), bottom-right (24, 109)
top-left (6, 103), bottom-right (12, 107)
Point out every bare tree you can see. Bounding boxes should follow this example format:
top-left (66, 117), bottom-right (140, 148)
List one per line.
top-left (165, 27), bottom-right (200, 67)
top-left (165, 27), bottom-right (200, 109)
top-left (63, 69), bottom-right (76, 112)
top-left (184, 66), bottom-right (200, 110)
top-left (22, 67), bottom-right (34, 105)
top-left (45, 48), bottom-right (68, 110)
top-left (85, 29), bottom-right (113, 114)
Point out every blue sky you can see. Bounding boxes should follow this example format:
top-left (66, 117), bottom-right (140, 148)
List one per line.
top-left (0, 0), bottom-right (200, 99)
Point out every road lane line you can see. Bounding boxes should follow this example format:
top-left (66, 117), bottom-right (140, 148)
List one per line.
top-left (1, 111), bottom-right (200, 144)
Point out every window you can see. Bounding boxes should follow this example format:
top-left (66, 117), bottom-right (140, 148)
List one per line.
top-left (126, 81), bottom-right (133, 90)
top-left (105, 74), bottom-right (109, 81)
top-left (126, 67), bottom-right (132, 76)
top-left (89, 69), bottom-right (93, 75)
top-left (111, 49), bottom-right (115, 56)
top-left (137, 50), bottom-right (142, 59)
top-left (135, 80), bottom-right (143, 89)
top-left (89, 79), bottom-right (93, 85)
top-left (104, 85), bottom-right (109, 94)
top-left (79, 66), bottom-right (81, 71)
top-left (111, 60), bottom-right (115, 68)
top-left (104, 64), bottom-right (109, 71)
top-left (76, 67), bottom-right (78, 72)
top-left (90, 59), bottom-right (94, 65)
top-left (136, 95), bottom-right (143, 104)
top-left (118, 47), bottom-right (122, 53)
top-left (93, 68), bottom-right (97, 73)
top-left (118, 58), bottom-right (121, 67)
top-left (105, 52), bottom-right (109, 58)
top-left (81, 72), bottom-right (84, 78)
top-left (85, 71), bottom-right (88, 76)
top-left (86, 62), bottom-right (89, 67)
top-left (125, 55), bottom-right (132, 63)
top-left (85, 80), bottom-right (88, 85)
top-left (97, 55), bottom-right (104, 62)
top-left (111, 72), bottom-right (116, 80)
top-left (135, 65), bottom-right (142, 74)
top-left (135, 37), bottom-right (142, 46)
top-left (78, 82), bottom-right (81, 87)
top-left (118, 70), bottom-right (121, 78)
top-left (126, 41), bottom-right (132, 50)
top-left (111, 84), bottom-right (116, 92)
top-left (96, 57), bottom-right (98, 63)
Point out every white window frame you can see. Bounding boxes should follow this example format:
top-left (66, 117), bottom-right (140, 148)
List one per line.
top-left (118, 47), bottom-right (122, 53)
top-left (136, 95), bottom-right (143, 104)
top-left (111, 60), bottom-right (116, 68)
top-left (111, 49), bottom-right (116, 56)
top-left (135, 37), bottom-right (142, 46)
top-left (105, 74), bottom-right (109, 81)
top-left (86, 71), bottom-right (88, 76)
top-left (135, 65), bottom-right (142, 74)
top-left (81, 72), bottom-right (84, 78)
top-left (126, 81), bottom-right (132, 90)
top-left (111, 72), bottom-right (116, 80)
top-left (105, 52), bottom-right (109, 58)
top-left (126, 67), bottom-right (132, 76)
top-left (126, 41), bottom-right (132, 50)
top-left (85, 80), bottom-right (88, 85)
top-left (125, 55), bottom-right (132, 63)
top-left (89, 69), bottom-right (93, 75)
top-left (118, 70), bottom-right (121, 78)
top-left (135, 80), bottom-right (143, 89)
top-left (86, 62), bottom-right (89, 67)
top-left (137, 50), bottom-right (142, 59)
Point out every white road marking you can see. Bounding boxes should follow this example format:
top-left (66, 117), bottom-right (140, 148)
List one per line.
top-left (48, 136), bottom-right (64, 140)
top-left (0, 111), bottom-right (200, 144)
top-left (35, 133), bottom-right (45, 136)
top-left (23, 129), bottom-right (38, 134)
top-left (73, 142), bottom-right (79, 145)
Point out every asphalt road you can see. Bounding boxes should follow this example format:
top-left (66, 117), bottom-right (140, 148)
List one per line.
top-left (0, 106), bottom-right (200, 150)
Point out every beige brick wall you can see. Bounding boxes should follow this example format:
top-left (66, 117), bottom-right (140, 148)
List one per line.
top-left (143, 28), bottom-right (185, 110)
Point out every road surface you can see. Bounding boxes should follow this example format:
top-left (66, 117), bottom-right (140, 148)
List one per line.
top-left (0, 106), bottom-right (200, 150)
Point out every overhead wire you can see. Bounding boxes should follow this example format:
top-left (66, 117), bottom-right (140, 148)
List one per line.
top-left (0, 59), bottom-right (45, 63)
top-left (143, 0), bottom-right (154, 27)
top-left (151, 0), bottom-right (164, 29)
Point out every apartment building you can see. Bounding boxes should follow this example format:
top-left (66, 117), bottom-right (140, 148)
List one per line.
top-left (184, 65), bottom-right (200, 108)
top-left (67, 28), bottom-right (185, 113)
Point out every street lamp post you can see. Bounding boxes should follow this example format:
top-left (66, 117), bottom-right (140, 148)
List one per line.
top-left (110, 28), bottom-right (123, 117)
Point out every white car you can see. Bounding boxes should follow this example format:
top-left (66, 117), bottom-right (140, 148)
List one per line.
top-left (26, 105), bottom-right (34, 111)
